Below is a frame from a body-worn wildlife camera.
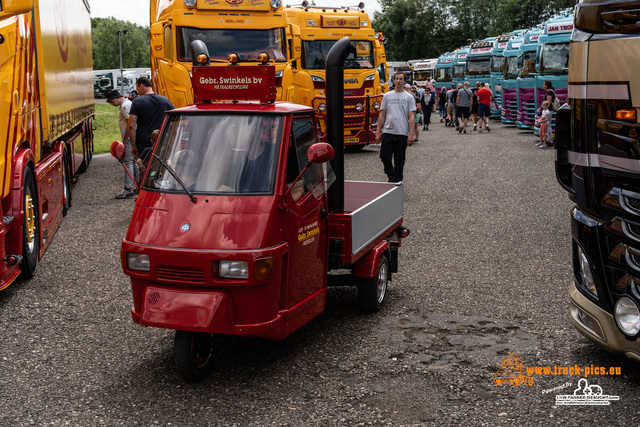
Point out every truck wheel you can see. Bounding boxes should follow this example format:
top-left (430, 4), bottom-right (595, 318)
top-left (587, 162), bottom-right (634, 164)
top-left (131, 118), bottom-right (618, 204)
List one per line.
top-left (174, 330), bottom-right (217, 382)
top-left (21, 168), bottom-right (39, 278)
top-left (358, 254), bottom-right (389, 312)
top-left (62, 149), bottom-right (72, 216)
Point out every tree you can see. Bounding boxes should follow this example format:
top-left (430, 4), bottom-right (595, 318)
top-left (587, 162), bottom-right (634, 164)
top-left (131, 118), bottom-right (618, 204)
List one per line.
top-left (92, 18), bottom-right (150, 70)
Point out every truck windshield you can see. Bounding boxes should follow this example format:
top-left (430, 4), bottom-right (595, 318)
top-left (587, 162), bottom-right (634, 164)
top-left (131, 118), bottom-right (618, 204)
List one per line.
top-left (413, 70), bottom-right (431, 81)
top-left (453, 65), bottom-right (465, 79)
top-left (539, 42), bottom-right (569, 74)
top-left (466, 58), bottom-right (490, 75)
top-left (302, 40), bottom-right (374, 69)
top-left (143, 114), bottom-right (282, 195)
top-left (504, 56), bottom-right (519, 79)
top-left (491, 56), bottom-right (505, 73)
top-left (435, 67), bottom-right (451, 82)
top-left (518, 51), bottom-right (537, 77)
top-left (177, 27), bottom-right (288, 62)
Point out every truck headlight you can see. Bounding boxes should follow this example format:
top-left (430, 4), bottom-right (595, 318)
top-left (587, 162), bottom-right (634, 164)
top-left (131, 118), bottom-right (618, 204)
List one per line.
top-left (219, 260), bottom-right (249, 280)
top-left (614, 296), bottom-right (640, 336)
top-left (373, 101), bottom-right (381, 110)
top-left (318, 103), bottom-right (327, 112)
top-left (127, 253), bottom-right (150, 272)
top-left (356, 102), bottom-right (364, 112)
top-left (184, 0), bottom-right (196, 6)
top-left (577, 246), bottom-right (598, 298)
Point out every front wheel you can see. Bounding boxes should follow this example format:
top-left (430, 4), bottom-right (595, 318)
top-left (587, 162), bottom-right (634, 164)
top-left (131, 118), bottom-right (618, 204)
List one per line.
top-left (21, 168), bottom-right (39, 278)
top-left (358, 254), bottom-right (389, 312)
top-left (174, 330), bottom-right (217, 382)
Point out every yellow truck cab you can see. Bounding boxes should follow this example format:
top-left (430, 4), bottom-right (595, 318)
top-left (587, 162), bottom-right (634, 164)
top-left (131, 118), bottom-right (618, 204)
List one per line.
top-left (149, 0), bottom-right (296, 108)
top-left (284, 2), bottom-right (386, 149)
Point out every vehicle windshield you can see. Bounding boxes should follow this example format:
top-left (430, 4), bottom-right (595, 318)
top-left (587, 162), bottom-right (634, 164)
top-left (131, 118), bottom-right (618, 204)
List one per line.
top-left (435, 67), bottom-right (451, 82)
top-left (466, 58), bottom-right (490, 75)
top-left (453, 65), bottom-right (465, 79)
top-left (143, 114), bottom-right (282, 195)
top-left (491, 56), bottom-right (505, 73)
top-left (539, 42), bottom-right (569, 74)
top-left (302, 40), bottom-right (374, 69)
top-left (518, 51), bottom-right (537, 77)
top-left (413, 70), bottom-right (431, 81)
top-left (504, 56), bottom-right (519, 79)
top-left (177, 27), bottom-right (287, 62)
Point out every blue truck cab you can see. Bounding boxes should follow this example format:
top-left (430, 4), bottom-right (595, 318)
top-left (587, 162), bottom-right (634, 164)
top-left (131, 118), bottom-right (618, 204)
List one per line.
top-left (501, 34), bottom-right (524, 124)
top-left (515, 27), bottom-right (543, 130)
top-left (434, 52), bottom-right (455, 96)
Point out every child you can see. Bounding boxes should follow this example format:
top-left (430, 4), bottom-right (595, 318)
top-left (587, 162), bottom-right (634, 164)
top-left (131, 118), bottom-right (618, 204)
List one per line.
top-left (535, 101), bottom-right (551, 148)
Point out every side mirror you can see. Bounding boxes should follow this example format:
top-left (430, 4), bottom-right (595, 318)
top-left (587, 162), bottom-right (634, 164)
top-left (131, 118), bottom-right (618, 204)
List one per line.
top-left (289, 24), bottom-right (301, 63)
top-left (1, 0), bottom-right (32, 15)
top-left (150, 22), bottom-right (165, 59)
top-left (110, 140), bottom-right (125, 160)
top-left (307, 142), bottom-right (334, 164)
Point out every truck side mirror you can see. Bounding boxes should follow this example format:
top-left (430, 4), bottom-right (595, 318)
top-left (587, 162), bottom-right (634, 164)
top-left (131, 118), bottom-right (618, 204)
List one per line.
top-left (0, 0), bottom-right (32, 15)
top-left (289, 23), bottom-right (301, 63)
top-left (307, 143), bottom-right (334, 164)
top-left (110, 140), bottom-right (125, 160)
top-left (150, 22), bottom-right (165, 59)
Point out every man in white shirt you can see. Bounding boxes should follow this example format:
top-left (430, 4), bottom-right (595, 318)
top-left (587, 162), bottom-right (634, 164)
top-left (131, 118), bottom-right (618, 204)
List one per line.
top-left (106, 90), bottom-right (138, 198)
top-left (375, 73), bottom-right (416, 182)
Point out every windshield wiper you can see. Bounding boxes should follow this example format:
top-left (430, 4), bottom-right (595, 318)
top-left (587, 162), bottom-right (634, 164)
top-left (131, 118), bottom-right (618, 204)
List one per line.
top-left (152, 154), bottom-right (197, 203)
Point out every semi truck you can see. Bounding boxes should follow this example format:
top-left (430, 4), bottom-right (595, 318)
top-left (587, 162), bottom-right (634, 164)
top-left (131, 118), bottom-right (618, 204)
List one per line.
top-left (515, 27), bottom-right (542, 130)
top-left (148, 0), bottom-right (295, 108)
top-left (387, 61), bottom-right (412, 89)
top-left (284, 2), bottom-right (386, 149)
top-left (452, 47), bottom-right (469, 88)
top-left (94, 71), bottom-right (115, 98)
top-left (501, 34), bottom-right (524, 124)
top-left (434, 52), bottom-right (455, 96)
top-left (0, 0), bottom-right (94, 290)
top-left (555, 0), bottom-right (640, 362)
top-left (465, 39), bottom-right (494, 88)
top-left (490, 34), bottom-right (513, 118)
top-left (412, 58), bottom-right (437, 87)
top-left (533, 10), bottom-right (573, 137)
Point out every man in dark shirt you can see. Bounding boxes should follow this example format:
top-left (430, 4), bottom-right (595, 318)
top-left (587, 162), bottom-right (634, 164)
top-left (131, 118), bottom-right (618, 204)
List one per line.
top-left (126, 77), bottom-right (174, 161)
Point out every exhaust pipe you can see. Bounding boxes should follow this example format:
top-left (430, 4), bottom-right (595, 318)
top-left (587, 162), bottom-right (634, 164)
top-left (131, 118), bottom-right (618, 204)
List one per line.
top-left (325, 37), bottom-right (354, 214)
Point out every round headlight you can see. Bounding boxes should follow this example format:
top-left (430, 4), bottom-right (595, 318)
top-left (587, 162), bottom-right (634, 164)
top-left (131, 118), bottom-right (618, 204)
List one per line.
top-left (184, 0), bottom-right (196, 6)
top-left (373, 101), bottom-right (381, 110)
top-left (318, 103), bottom-right (327, 112)
top-left (356, 103), bottom-right (364, 112)
top-left (614, 296), bottom-right (640, 336)
top-left (271, 0), bottom-right (282, 8)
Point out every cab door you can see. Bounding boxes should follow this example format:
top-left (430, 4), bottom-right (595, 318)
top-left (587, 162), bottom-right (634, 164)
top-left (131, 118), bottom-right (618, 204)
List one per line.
top-left (282, 115), bottom-right (329, 309)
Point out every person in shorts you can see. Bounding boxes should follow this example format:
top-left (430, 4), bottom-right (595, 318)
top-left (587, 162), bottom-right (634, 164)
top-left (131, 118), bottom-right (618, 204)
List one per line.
top-left (456, 82), bottom-right (473, 134)
top-left (476, 82), bottom-right (493, 132)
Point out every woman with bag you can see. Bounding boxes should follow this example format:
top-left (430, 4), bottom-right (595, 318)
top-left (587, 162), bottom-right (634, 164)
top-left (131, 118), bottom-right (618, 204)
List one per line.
top-left (544, 80), bottom-right (559, 143)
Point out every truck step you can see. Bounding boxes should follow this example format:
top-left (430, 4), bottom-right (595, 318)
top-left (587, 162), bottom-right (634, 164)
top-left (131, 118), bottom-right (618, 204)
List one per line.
top-left (3, 216), bottom-right (13, 226)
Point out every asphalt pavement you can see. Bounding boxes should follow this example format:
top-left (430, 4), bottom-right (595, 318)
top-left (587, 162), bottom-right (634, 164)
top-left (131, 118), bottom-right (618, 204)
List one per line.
top-left (1, 117), bottom-right (640, 426)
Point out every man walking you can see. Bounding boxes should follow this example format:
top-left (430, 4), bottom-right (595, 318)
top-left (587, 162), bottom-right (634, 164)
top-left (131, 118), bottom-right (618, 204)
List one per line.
top-left (375, 73), bottom-right (415, 183)
top-left (127, 77), bottom-right (174, 163)
top-left (106, 89), bottom-right (138, 199)
top-left (456, 82), bottom-right (473, 134)
top-left (477, 82), bottom-right (493, 132)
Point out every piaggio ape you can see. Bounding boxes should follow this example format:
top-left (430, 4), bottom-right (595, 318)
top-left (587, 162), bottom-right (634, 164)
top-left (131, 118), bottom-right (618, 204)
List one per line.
top-left (115, 38), bottom-right (409, 381)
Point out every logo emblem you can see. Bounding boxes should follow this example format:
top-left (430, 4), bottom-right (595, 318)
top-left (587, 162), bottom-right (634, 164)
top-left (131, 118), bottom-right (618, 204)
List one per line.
top-left (181, 223), bottom-right (190, 232)
top-left (337, 19), bottom-right (347, 26)
top-left (226, 0), bottom-right (244, 4)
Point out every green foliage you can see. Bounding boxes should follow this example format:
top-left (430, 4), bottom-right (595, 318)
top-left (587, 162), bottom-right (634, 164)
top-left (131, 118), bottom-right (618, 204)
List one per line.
top-left (93, 103), bottom-right (121, 154)
top-left (92, 18), bottom-right (150, 70)
top-left (373, 0), bottom-right (577, 61)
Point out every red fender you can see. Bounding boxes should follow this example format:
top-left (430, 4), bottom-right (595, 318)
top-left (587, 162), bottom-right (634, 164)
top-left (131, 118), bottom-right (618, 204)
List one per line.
top-left (352, 240), bottom-right (389, 279)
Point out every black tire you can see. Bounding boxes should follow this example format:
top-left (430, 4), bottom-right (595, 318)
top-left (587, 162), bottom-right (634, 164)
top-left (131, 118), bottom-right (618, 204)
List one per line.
top-left (358, 254), bottom-right (389, 313)
top-left (174, 330), bottom-right (217, 382)
top-left (62, 149), bottom-right (72, 216)
top-left (20, 168), bottom-right (39, 278)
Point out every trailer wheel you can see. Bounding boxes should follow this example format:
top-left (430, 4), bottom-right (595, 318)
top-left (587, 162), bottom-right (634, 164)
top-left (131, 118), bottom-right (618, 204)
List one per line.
top-left (174, 330), bottom-right (217, 382)
top-left (358, 254), bottom-right (389, 312)
top-left (21, 168), bottom-right (39, 278)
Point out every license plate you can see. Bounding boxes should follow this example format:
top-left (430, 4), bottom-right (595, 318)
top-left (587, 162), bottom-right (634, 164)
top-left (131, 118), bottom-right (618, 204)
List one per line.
top-left (344, 138), bottom-right (359, 143)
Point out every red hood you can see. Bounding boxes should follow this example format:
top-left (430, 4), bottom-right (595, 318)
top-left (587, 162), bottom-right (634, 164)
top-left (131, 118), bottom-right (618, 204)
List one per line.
top-left (126, 191), bottom-right (285, 250)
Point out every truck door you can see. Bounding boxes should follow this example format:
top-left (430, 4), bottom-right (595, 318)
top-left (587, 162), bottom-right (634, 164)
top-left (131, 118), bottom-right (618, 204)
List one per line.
top-left (283, 115), bottom-right (329, 308)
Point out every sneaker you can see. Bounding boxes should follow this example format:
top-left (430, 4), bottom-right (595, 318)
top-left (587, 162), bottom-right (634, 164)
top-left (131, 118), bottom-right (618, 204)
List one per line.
top-left (473, 124), bottom-right (477, 131)
top-left (459, 128), bottom-right (462, 134)
top-left (116, 189), bottom-right (136, 199)
top-left (463, 130), bottom-right (467, 134)
top-left (486, 125), bottom-right (490, 132)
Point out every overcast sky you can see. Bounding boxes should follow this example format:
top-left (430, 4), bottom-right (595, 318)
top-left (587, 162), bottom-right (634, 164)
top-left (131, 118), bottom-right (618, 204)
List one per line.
top-left (89, 0), bottom-right (382, 27)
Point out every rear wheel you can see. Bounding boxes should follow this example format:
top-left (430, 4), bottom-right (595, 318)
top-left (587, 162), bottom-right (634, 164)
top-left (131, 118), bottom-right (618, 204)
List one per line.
top-left (21, 168), bottom-right (39, 278)
top-left (174, 330), bottom-right (217, 382)
top-left (358, 254), bottom-right (389, 312)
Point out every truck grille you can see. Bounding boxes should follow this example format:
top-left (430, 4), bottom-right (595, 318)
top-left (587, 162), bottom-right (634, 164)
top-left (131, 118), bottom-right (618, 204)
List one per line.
top-left (157, 266), bottom-right (205, 284)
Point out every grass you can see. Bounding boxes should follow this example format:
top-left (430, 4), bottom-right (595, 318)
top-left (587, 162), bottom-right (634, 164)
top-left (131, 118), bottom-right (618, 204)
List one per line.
top-left (93, 103), bottom-right (121, 154)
